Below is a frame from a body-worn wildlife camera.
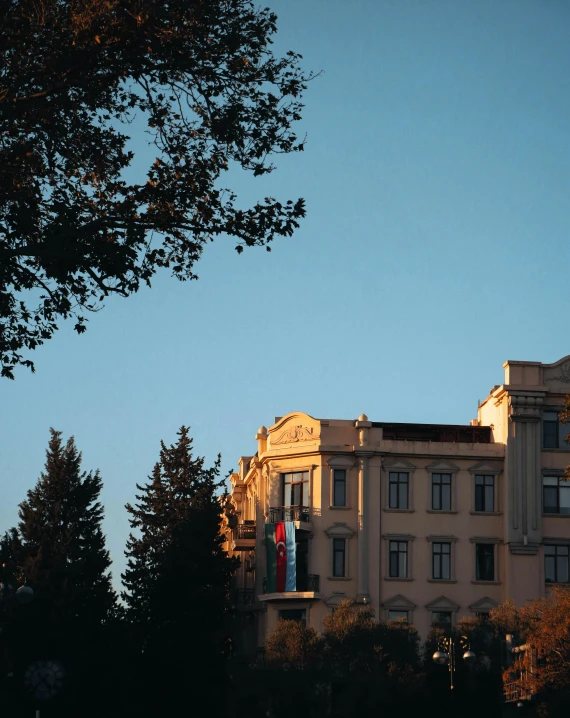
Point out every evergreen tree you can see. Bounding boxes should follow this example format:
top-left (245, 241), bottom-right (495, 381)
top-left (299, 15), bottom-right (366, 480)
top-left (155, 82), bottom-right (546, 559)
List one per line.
top-left (122, 426), bottom-right (238, 717)
top-left (15, 429), bottom-right (116, 715)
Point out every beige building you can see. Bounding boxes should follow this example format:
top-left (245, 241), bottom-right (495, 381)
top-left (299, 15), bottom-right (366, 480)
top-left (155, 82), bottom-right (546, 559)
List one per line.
top-left (226, 356), bottom-right (570, 651)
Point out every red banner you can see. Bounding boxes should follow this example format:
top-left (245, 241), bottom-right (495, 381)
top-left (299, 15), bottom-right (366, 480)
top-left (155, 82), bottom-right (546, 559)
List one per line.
top-left (275, 521), bottom-right (287, 592)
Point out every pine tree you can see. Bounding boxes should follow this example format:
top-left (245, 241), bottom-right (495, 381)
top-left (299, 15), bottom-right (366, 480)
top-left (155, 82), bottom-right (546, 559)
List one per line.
top-left (15, 429), bottom-right (116, 714)
top-left (122, 426), bottom-right (238, 716)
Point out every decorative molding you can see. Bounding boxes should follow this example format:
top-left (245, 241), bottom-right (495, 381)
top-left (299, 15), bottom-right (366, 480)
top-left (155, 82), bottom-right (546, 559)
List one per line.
top-left (509, 394), bottom-right (544, 422)
top-left (325, 592), bottom-right (351, 608)
top-left (425, 595), bottom-right (460, 611)
top-left (383, 458), bottom-right (416, 470)
top-left (325, 522), bottom-right (355, 538)
top-left (326, 455), bottom-right (357, 469)
top-left (383, 593), bottom-right (416, 610)
top-left (272, 425), bottom-right (318, 444)
top-left (545, 360), bottom-right (570, 384)
top-left (469, 596), bottom-right (498, 612)
top-left (426, 459), bottom-right (460, 473)
top-left (469, 462), bottom-right (502, 476)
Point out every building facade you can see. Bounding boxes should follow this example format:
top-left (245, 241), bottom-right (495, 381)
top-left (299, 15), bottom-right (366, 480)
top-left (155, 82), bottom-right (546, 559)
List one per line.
top-left (225, 356), bottom-right (570, 650)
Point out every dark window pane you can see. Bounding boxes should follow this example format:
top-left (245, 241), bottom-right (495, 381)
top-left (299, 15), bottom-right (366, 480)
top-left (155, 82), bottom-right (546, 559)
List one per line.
top-left (333, 470), bottom-right (346, 506)
top-left (388, 610), bottom-right (408, 621)
top-left (432, 483), bottom-right (440, 510)
top-left (557, 556), bottom-right (569, 583)
top-left (485, 484), bottom-right (494, 511)
top-left (475, 484), bottom-right (484, 512)
top-left (442, 484), bottom-right (451, 511)
top-left (399, 482), bottom-right (408, 509)
top-left (560, 486), bottom-right (570, 515)
top-left (279, 609), bottom-right (306, 625)
top-left (544, 421), bottom-right (559, 448)
top-left (389, 482), bottom-right (398, 508)
top-left (545, 556), bottom-right (555, 582)
top-left (544, 486), bottom-right (558, 513)
top-left (333, 538), bottom-right (345, 577)
top-left (432, 611), bottom-right (451, 627)
top-left (442, 553), bottom-right (451, 579)
top-left (476, 544), bottom-right (494, 581)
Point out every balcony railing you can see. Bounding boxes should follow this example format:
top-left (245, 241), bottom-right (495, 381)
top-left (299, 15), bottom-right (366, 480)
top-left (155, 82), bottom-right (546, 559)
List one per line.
top-left (262, 574), bottom-right (319, 594)
top-left (268, 506), bottom-right (310, 523)
top-left (236, 524), bottom-right (256, 539)
top-left (235, 588), bottom-right (255, 606)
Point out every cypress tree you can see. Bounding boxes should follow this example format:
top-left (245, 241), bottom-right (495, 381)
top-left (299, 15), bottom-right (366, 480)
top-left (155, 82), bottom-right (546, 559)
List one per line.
top-left (122, 426), bottom-right (238, 716)
top-left (15, 429), bottom-right (116, 714)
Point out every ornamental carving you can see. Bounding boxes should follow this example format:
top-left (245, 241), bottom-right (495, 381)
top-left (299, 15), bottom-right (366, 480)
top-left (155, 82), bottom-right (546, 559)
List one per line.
top-left (272, 425), bottom-right (316, 444)
top-left (545, 362), bottom-right (570, 384)
top-left (509, 394), bottom-right (543, 422)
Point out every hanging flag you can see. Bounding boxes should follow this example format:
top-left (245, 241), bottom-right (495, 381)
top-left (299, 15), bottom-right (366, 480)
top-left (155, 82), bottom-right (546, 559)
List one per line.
top-left (265, 521), bottom-right (296, 593)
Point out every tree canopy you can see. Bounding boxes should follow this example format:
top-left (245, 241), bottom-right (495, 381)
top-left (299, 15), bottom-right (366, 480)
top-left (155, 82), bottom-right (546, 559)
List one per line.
top-left (0, 0), bottom-right (312, 378)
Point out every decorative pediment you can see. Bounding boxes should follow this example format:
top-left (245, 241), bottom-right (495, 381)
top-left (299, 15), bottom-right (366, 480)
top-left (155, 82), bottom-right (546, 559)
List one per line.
top-left (325, 522), bottom-right (355, 538)
top-left (426, 459), bottom-right (460, 473)
top-left (544, 355), bottom-right (570, 386)
top-left (425, 595), bottom-right (460, 611)
top-left (383, 458), bottom-right (416, 471)
top-left (269, 412), bottom-right (321, 446)
top-left (326, 455), bottom-right (356, 469)
top-left (469, 461), bottom-right (502, 476)
top-left (383, 594), bottom-right (416, 610)
top-left (469, 596), bottom-right (498, 612)
top-left (325, 592), bottom-right (351, 608)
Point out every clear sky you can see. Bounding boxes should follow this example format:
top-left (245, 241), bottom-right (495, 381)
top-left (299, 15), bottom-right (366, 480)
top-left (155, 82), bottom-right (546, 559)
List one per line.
top-left (2, 0), bottom-right (570, 587)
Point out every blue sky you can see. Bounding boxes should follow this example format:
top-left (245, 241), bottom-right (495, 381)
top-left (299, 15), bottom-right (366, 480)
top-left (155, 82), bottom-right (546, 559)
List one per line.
top-left (2, 0), bottom-right (570, 586)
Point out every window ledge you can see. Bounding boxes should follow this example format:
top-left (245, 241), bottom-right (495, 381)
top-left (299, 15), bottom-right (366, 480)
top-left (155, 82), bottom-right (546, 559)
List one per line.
top-left (546, 581), bottom-right (570, 585)
top-left (427, 510), bottom-right (458, 514)
top-left (427, 579), bottom-right (457, 584)
top-left (384, 576), bottom-right (414, 582)
top-left (327, 576), bottom-right (352, 581)
top-left (470, 511), bottom-right (502, 516)
top-left (542, 513), bottom-right (570, 518)
top-left (328, 506), bottom-right (352, 511)
top-left (383, 508), bottom-right (415, 513)
top-left (471, 580), bottom-right (501, 585)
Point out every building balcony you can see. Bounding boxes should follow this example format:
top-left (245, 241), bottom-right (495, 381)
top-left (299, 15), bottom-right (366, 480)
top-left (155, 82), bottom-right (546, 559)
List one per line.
top-left (232, 523), bottom-right (256, 551)
top-left (268, 506), bottom-right (311, 531)
top-left (259, 574), bottom-right (321, 602)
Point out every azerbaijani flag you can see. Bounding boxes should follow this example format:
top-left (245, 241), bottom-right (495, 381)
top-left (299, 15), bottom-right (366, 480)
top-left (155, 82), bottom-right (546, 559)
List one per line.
top-left (265, 521), bottom-right (296, 592)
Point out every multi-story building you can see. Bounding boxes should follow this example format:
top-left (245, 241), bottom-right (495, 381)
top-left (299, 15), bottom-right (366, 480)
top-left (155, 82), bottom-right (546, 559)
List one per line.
top-left (225, 356), bottom-right (570, 651)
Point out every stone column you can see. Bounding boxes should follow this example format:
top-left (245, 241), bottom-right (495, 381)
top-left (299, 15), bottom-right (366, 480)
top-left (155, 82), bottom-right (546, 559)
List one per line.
top-left (507, 394), bottom-right (543, 554)
top-left (355, 414), bottom-right (372, 604)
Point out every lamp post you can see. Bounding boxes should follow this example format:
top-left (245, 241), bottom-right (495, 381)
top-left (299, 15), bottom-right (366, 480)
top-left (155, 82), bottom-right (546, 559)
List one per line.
top-left (432, 635), bottom-right (476, 690)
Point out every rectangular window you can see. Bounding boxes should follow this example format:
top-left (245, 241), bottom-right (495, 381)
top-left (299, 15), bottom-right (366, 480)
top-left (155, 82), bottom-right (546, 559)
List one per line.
top-left (432, 611), bottom-right (452, 628)
top-left (388, 610), bottom-right (409, 621)
top-left (282, 472), bottom-right (309, 510)
top-left (475, 475), bottom-right (495, 512)
top-left (545, 545), bottom-right (570, 583)
top-left (389, 472), bottom-right (409, 509)
top-left (333, 469), bottom-right (346, 507)
top-left (333, 538), bottom-right (346, 577)
top-left (543, 411), bottom-right (560, 449)
top-left (389, 540), bottom-right (408, 578)
top-left (432, 473), bottom-right (451, 511)
top-left (475, 543), bottom-right (495, 581)
top-left (432, 542), bottom-right (451, 580)
top-left (543, 476), bottom-right (570, 515)
top-left (279, 609), bottom-right (307, 626)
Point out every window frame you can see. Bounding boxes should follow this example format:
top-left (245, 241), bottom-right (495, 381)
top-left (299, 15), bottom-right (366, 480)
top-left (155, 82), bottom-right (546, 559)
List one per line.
top-left (333, 469), bottom-right (347, 508)
top-left (383, 460), bottom-right (415, 512)
top-left (383, 533), bottom-right (415, 582)
top-left (432, 541), bottom-right (451, 580)
top-left (431, 473), bottom-right (452, 512)
top-left (388, 471), bottom-right (409, 510)
top-left (469, 537), bottom-right (501, 584)
top-left (469, 463), bottom-right (501, 515)
top-left (427, 535), bottom-right (457, 582)
top-left (383, 593), bottom-right (416, 624)
top-left (543, 411), bottom-right (560, 449)
top-left (387, 609), bottom-right (409, 622)
top-left (542, 475), bottom-right (570, 515)
top-left (326, 456), bottom-right (355, 510)
top-left (389, 540), bottom-right (408, 578)
top-left (474, 475), bottom-right (495, 513)
top-left (332, 537), bottom-right (346, 578)
top-left (544, 543), bottom-right (570, 584)
top-left (325, 522), bottom-right (354, 581)
top-left (426, 461), bottom-right (459, 514)
top-left (475, 543), bottom-right (495, 581)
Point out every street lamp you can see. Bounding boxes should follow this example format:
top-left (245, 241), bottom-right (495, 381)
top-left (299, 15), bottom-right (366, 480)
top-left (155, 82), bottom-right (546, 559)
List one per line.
top-left (432, 635), bottom-right (476, 690)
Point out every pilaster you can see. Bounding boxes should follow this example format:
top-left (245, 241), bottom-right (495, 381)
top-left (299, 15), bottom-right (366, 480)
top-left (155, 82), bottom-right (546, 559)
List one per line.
top-left (355, 414), bottom-right (372, 604)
